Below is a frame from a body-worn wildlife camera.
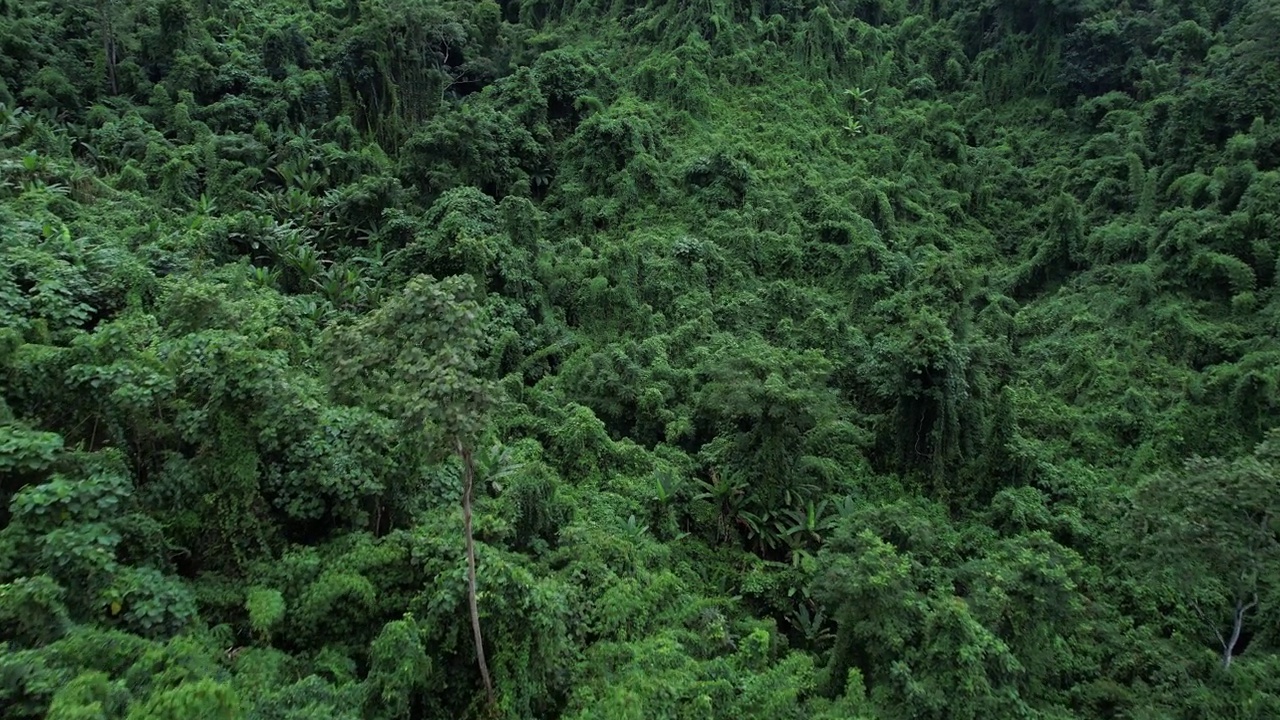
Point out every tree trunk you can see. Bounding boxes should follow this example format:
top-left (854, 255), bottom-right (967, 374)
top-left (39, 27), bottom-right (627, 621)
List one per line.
top-left (1222, 594), bottom-right (1259, 669)
top-left (458, 439), bottom-right (495, 704)
top-left (98, 0), bottom-right (118, 94)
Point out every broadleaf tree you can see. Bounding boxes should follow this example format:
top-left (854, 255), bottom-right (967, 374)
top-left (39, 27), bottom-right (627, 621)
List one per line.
top-left (324, 273), bottom-right (498, 704)
top-left (1131, 430), bottom-right (1280, 668)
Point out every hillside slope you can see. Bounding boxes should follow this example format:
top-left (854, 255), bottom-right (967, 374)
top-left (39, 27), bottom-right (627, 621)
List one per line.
top-left (2, 0), bottom-right (1278, 718)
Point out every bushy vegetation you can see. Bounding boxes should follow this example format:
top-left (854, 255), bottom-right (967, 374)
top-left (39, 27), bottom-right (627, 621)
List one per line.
top-left (2, 0), bottom-right (1278, 717)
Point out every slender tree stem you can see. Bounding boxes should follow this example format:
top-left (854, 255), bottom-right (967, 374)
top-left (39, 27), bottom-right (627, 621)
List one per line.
top-left (458, 438), bottom-right (495, 704)
top-left (98, 0), bottom-right (118, 94)
top-left (1223, 593), bottom-right (1259, 669)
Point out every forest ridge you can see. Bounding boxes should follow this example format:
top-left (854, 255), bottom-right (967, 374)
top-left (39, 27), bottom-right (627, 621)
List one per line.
top-left (1, 0), bottom-right (1279, 718)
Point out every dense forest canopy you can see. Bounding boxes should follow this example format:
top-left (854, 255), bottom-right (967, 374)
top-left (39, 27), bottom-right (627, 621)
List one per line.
top-left (1, 0), bottom-right (1278, 717)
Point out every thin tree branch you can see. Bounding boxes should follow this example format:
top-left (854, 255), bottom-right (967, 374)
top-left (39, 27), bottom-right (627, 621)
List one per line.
top-left (1190, 598), bottom-right (1227, 650)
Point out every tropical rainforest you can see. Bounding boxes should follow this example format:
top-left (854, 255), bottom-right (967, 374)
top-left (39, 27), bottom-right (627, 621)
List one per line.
top-left (1, 0), bottom-right (1279, 717)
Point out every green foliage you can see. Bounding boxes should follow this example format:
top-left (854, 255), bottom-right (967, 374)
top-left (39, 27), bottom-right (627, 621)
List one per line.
top-left (0, 0), bottom-right (1277, 716)
top-left (245, 588), bottom-right (285, 643)
top-left (325, 273), bottom-right (495, 451)
top-left (122, 678), bottom-right (240, 720)
top-left (364, 615), bottom-right (432, 720)
top-left (0, 423), bottom-right (62, 474)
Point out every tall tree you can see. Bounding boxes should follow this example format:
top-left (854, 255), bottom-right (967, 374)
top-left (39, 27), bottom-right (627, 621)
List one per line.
top-left (325, 274), bottom-right (498, 703)
top-left (95, 0), bottom-right (119, 94)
